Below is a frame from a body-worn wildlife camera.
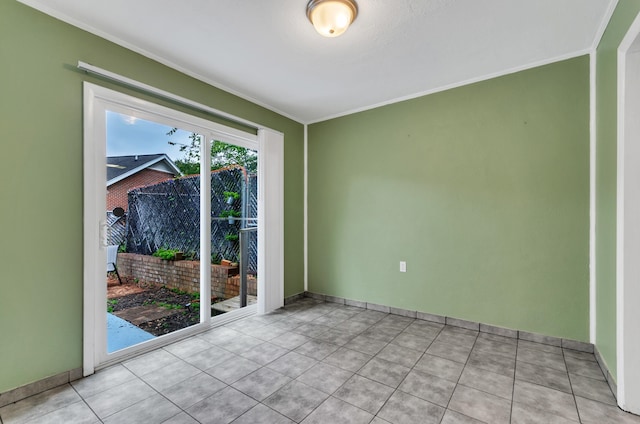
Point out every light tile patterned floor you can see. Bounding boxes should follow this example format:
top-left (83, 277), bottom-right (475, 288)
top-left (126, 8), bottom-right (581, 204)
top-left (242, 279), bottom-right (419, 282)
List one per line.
top-left (2, 297), bottom-right (639, 424)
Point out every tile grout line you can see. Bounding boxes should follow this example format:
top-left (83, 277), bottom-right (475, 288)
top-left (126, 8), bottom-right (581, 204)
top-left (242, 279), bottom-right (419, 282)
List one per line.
top-left (231, 300), bottom-right (363, 423)
top-left (564, 349), bottom-right (622, 418)
top-left (214, 328), bottom-right (293, 423)
top-left (107, 373), bottom-right (162, 421)
top-left (442, 328), bottom-right (485, 423)
top-left (563, 347), bottom-right (584, 424)
top-left (323, 308), bottom-right (430, 421)
top-left (149, 362), bottom-right (208, 424)
top-left (112, 345), bottom-right (203, 423)
top-left (380, 320), bottom-right (520, 422)
top-left (374, 316), bottom-right (447, 421)
top-left (325, 307), bottom-right (396, 422)
top-left (10, 298), bottom-right (625, 424)
top-left (287, 303), bottom-right (351, 423)
top-left (251, 314), bottom-right (316, 422)
top-left (4, 384), bottom-right (92, 424)
top-left (509, 338), bottom-right (519, 424)
top-left (513, 340), bottom-right (581, 420)
top-left (69, 382), bottom-right (104, 424)
top-left (294, 302), bottom-right (388, 422)
top-left (447, 335), bottom-right (511, 407)
top-left (510, 338), bottom-right (620, 422)
top-left (199, 312), bottom-right (298, 423)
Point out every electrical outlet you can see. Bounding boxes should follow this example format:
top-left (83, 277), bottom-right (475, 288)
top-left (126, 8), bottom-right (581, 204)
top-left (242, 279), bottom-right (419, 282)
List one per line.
top-left (400, 261), bottom-right (406, 272)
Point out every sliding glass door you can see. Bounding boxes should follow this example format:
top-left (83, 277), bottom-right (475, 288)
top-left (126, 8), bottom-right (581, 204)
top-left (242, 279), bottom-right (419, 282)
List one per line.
top-left (105, 113), bottom-right (207, 353)
top-left (84, 83), bottom-right (262, 370)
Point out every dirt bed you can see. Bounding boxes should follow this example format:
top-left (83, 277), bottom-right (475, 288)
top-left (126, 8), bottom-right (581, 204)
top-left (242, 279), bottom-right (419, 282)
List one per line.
top-left (108, 280), bottom-right (201, 336)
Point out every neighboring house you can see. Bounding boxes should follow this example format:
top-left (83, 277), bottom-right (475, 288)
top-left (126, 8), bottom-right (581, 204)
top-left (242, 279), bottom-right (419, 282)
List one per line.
top-left (107, 154), bottom-right (182, 212)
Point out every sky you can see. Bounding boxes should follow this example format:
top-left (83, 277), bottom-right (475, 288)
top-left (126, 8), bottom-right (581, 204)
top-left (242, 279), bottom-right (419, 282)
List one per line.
top-left (106, 110), bottom-right (193, 161)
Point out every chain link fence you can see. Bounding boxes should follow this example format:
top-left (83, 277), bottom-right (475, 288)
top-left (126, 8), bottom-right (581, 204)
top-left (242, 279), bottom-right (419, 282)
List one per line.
top-left (124, 165), bottom-right (257, 273)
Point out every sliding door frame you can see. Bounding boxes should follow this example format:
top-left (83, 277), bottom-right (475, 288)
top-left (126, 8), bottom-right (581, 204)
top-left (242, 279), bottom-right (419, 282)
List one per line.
top-left (83, 82), bottom-right (284, 375)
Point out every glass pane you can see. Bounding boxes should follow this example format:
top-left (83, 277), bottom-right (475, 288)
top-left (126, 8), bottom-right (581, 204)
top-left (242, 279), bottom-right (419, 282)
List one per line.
top-left (209, 140), bottom-right (258, 315)
top-left (106, 111), bottom-right (201, 353)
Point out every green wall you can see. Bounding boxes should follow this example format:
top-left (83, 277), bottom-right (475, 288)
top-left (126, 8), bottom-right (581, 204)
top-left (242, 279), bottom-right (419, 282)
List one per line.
top-left (309, 57), bottom-right (590, 341)
top-left (595, 0), bottom-right (640, 381)
top-left (3, 0), bottom-right (629, 397)
top-left (0, 1), bottom-right (304, 393)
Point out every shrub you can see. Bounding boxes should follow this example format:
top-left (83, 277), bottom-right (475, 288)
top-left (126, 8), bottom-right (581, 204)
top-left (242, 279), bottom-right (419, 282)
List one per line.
top-left (220, 210), bottom-right (241, 218)
top-left (152, 247), bottom-right (182, 260)
top-left (223, 191), bottom-right (240, 200)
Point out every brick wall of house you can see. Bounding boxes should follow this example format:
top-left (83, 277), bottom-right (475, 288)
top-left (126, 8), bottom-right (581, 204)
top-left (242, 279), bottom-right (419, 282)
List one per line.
top-left (107, 169), bottom-right (174, 211)
top-left (116, 252), bottom-right (256, 299)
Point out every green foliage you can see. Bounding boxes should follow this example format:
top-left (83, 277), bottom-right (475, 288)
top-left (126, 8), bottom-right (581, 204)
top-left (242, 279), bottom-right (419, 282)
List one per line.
top-left (223, 191), bottom-right (240, 200)
top-left (167, 130), bottom-right (257, 174)
top-left (118, 243), bottom-right (126, 253)
top-left (168, 130), bottom-right (201, 175)
top-left (186, 302), bottom-right (200, 314)
top-left (220, 210), bottom-right (241, 218)
top-left (142, 300), bottom-right (182, 310)
top-left (212, 140), bottom-right (257, 173)
top-left (107, 299), bottom-right (118, 313)
top-left (152, 247), bottom-right (182, 260)
top-left (156, 302), bottom-right (182, 310)
top-left (168, 287), bottom-right (199, 300)
top-left (224, 233), bottom-right (239, 242)
top-left (211, 252), bottom-right (222, 264)
top-left (174, 160), bottom-right (199, 176)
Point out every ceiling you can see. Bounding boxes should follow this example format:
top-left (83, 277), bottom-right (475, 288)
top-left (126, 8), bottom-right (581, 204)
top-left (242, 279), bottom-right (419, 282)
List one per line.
top-left (21, 0), bottom-right (615, 124)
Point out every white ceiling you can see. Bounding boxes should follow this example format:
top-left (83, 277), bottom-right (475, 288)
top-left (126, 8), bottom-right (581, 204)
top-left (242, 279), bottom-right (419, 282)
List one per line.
top-left (21, 0), bottom-right (615, 123)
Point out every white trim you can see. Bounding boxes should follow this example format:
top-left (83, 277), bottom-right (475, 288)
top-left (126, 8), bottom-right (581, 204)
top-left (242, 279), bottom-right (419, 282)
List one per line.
top-left (22, 0), bottom-right (613, 126)
top-left (85, 84), bottom-right (258, 146)
top-left (16, 0), bottom-right (301, 124)
top-left (200, 134), bottom-right (212, 322)
top-left (304, 124), bottom-right (309, 292)
top-left (18, 0), bottom-right (606, 126)
top-left (77, 61), bottom-right (265, 131)
top-left (617, 11), bottom-right (640, 414)
top-left (589, 51), bottom-right (597, 344)
top-left (307, 49), bottom-right (592, 124)
top-left (83, 83), bottom-right (281, 373)
top-left (257, 129), bottom-right (285, 313)
top-left (83, 83), bottom-right (100, 376)
top-left (106, 155), bottom-right (180, 186)
top-left (591, 0), bottom-right (620, 50)
top-left (616, 40), bottom-right (626, 408)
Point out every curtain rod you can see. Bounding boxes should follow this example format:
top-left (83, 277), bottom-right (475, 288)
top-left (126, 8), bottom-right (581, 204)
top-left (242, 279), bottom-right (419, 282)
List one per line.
top-left (77, 61), bottom-right (262, 131)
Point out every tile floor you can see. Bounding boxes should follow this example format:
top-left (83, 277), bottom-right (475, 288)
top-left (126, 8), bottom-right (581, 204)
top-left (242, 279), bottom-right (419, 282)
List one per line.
top-left (2, 297), bottom-right (639, 424)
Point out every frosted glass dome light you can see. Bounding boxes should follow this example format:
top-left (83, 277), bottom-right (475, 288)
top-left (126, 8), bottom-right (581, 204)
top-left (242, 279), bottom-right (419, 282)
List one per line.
top-left (306, 0), bottom-right (358, 38)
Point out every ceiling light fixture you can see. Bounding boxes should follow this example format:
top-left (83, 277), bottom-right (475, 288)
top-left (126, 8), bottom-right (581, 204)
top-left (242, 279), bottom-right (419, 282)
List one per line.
top-left (306, 0), bottom-right (358, 38)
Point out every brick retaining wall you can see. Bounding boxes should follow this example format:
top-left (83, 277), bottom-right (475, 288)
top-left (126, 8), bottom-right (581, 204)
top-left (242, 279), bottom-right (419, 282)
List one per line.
top-left (117, 253), bottom-right (256, 299)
